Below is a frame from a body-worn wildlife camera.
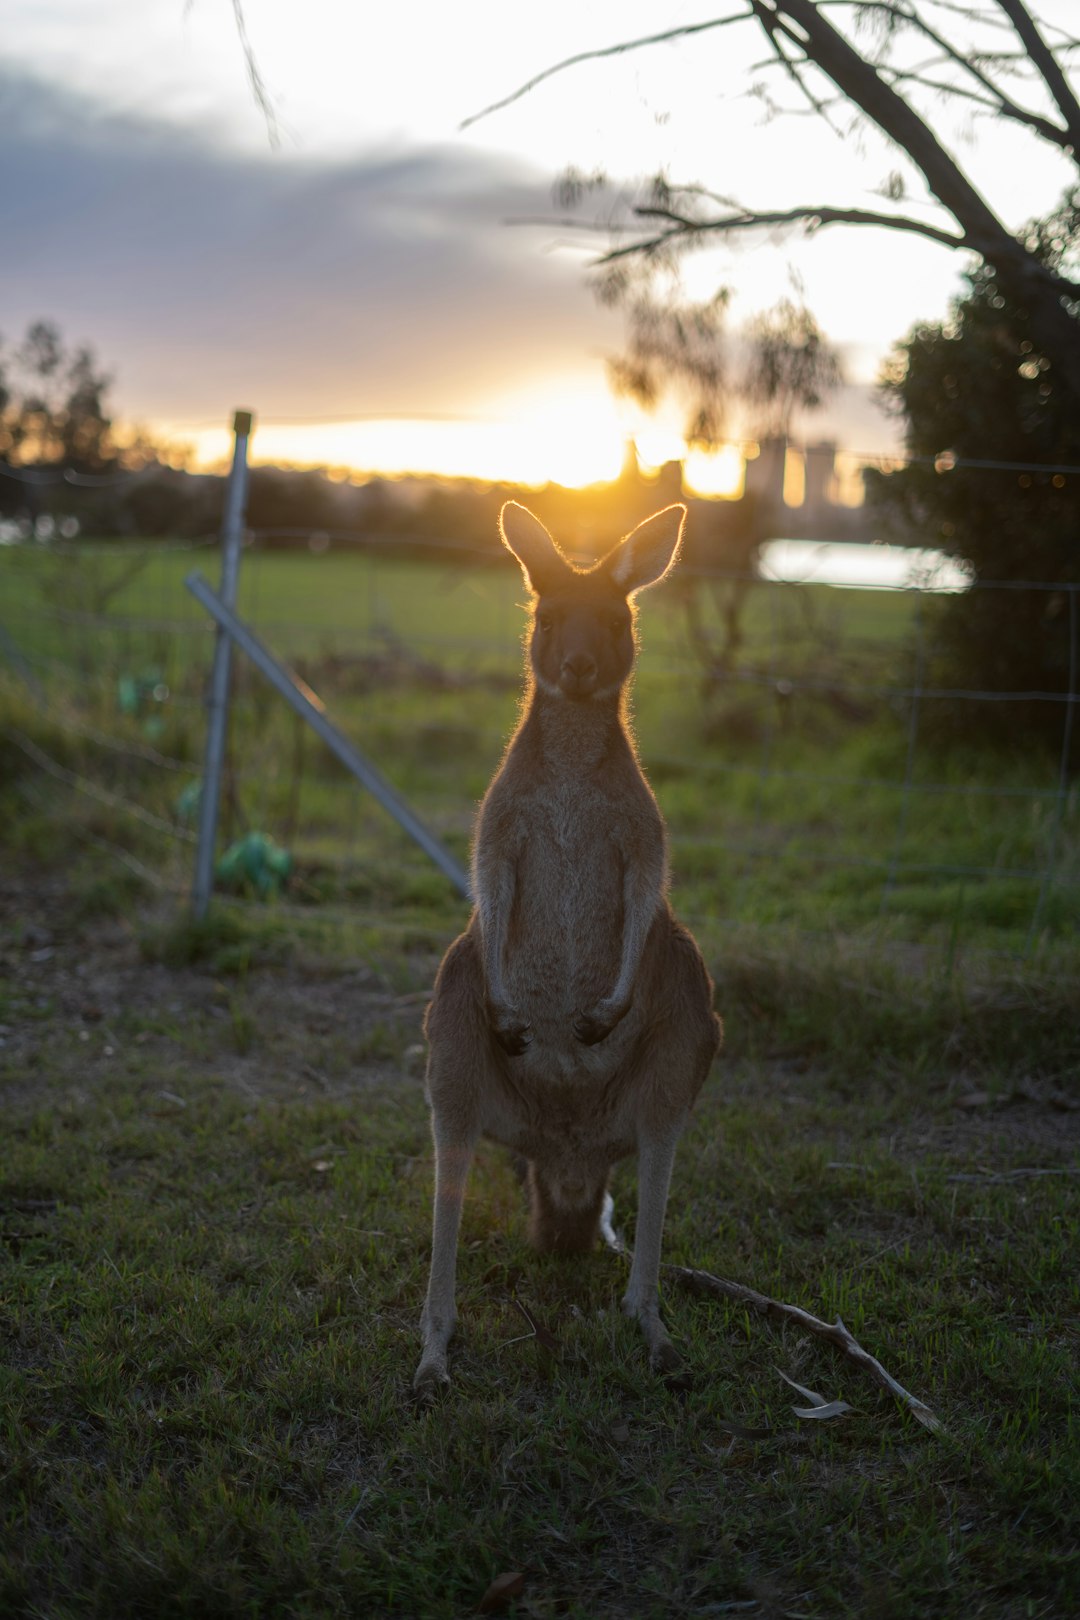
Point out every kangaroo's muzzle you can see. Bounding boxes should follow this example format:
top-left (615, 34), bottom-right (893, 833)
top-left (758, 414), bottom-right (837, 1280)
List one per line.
top-left (559, 653), bottom-right (598, 698)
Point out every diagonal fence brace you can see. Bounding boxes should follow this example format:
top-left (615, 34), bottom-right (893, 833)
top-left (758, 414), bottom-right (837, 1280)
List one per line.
top-left (185, 569), bottom-right (472, 902)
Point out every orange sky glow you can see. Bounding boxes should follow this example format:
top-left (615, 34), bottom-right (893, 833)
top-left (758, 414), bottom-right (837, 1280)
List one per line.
top-left (157, 377), bottom-right (757, 498)
top-left (163, 407), bottom-right (874, 506)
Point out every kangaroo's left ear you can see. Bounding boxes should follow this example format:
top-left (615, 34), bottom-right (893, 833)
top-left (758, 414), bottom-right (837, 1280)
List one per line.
top-left (603, 504), bottom-right (687, 596)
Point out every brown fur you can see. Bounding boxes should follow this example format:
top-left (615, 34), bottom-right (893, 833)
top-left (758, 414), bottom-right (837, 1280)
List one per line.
top-left (414, 502), bottom-right (722, 1396)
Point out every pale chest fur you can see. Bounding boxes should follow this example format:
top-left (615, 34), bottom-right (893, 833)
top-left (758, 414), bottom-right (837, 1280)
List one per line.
top-left (477, 738), bottom-right (665, 1057)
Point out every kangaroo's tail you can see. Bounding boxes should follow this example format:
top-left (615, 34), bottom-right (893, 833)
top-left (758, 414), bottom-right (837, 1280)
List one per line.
top-left (525, 1162), bottom-right (609, 1254)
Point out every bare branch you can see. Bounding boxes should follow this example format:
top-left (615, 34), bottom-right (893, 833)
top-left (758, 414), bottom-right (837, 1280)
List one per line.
top-left (666, 1262), bottom-right (945, 1433)
top-left (600, 1211), bottom-right (943, 1431)
top-left (882, 66), bottom-right (1074, 148)
top-left (459, 11), bottom-right (752, 130)
top-left (995, 0), bottom-right (1080, 154)
top-left (597, 202), bottom-right (968, 262)
top-left (753, 4), bottom-right (846, 133)
top-left (883, 0), bottom-right (1078, 158)
top-left (228, 0), bottom-right (280, 148)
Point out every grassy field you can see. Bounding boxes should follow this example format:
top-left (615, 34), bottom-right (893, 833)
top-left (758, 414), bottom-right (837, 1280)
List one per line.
top-left (1, 869), bottom-right (1078, 1619)
top-left (1, 537), bottom-right (1079, 1616)
top-left (2, 537), bottom-right (1077, 960)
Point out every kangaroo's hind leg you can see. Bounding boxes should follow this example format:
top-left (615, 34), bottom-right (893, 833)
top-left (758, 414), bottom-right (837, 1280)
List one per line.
top-left (622, 925), bottom-right (722, 1371)
top-left (414, 930), bottom-right (494, 1400)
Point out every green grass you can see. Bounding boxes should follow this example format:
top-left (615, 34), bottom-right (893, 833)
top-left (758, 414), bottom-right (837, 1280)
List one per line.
top-left (1, 882), bottom-right (1078, 1619)
top-left (2, 539), bottom-right (1078, 1614)
top-left (2, 538), bottom-right (1077, 961)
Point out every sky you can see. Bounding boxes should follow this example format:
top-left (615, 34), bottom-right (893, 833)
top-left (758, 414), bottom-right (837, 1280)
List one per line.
top-left (3, 1), bottom-right (1078, 486)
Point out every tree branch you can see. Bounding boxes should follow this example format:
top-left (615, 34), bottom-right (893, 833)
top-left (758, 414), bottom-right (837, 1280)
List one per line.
top-left (460, 11), bottom-right (753, 130)
top-left (745, 2), bottom-right (1080, 401)
top-left (600, 1206), bottom-right (943, 1431)
top-left (753, 5), bottom-right (845, 133)
top-left (995, 0), bottom-right (1080, 155)
top-left (878, 1), bottom-right (1078, 155)
top-left (881, 66), bottom-right (1074, 150)
top-left (596, 202), bottom-right (968, 262)
top-left (228, 0), bottom-right (280, 148)
top-left (666, 1263), bottom-right (945, 1432)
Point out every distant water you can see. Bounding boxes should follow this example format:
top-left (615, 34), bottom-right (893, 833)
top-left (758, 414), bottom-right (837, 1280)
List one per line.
top-left (760, 539), bottom-right (972, 593)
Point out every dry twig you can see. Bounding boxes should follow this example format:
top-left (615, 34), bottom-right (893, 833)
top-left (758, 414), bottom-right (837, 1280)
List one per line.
top-left (666, 1262), bottom-right (943, 1433)
top-left (599, 1204), bottom-right (942, 1433)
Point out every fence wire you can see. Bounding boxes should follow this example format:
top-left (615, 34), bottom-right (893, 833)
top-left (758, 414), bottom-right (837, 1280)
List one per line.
top-left (2, 520), bottom-right (1077, 966)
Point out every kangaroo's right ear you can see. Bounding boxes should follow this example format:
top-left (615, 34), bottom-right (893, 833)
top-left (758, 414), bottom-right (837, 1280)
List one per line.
top-left (604, 504), bottom-right (687, 597)
top-left (499, 502), bottom-right (573, 594)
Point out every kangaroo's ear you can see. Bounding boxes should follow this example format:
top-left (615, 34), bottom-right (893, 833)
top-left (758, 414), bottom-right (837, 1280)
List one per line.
top-left (604, 504), bottom-right (687, 596)
top-left (499, 502), bottom-right (573, 594)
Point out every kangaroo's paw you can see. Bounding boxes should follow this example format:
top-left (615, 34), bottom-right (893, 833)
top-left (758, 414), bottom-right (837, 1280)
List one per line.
top-left (493, 1019), bottom-right (533, 1056)
top-left (573, 998), bottom-right (628, 1047)
top-left (487, 1000), bottom-right (532, 1056)
top-left (413, 1354), bottom-right (451, 1405)
top-left (649, 1336), bottom-right (683, 1375)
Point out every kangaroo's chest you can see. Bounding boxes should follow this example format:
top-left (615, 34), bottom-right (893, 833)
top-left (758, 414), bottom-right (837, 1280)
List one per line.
top-left (520, 778), bottom-right (620, 874)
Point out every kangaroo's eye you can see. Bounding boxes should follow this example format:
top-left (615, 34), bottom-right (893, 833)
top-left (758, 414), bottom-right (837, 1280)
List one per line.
top-left (610, 615), bottom-right (627, 636)
top-left (537, 613), bottom-right (553, 633)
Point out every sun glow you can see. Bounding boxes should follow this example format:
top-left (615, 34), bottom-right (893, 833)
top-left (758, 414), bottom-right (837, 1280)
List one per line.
top-left (159, 377), bottom-right (683, 489)
top-left (683, 444), bottom-right (746, 499)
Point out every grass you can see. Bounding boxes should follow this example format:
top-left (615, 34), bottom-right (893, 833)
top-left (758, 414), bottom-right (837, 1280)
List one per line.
top-left (2, 537), bottom-right (1077, 960)
top-left (1, 883), bottom-right (1078, 1619)
top-left (1, 535), bottom-right (1078, 1614)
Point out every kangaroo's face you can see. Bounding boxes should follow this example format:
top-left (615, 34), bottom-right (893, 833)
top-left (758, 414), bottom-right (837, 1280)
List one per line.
top-left (499, 501), bottom-right (687, 702)
top-left (531, 575), bottom-right (634, 701)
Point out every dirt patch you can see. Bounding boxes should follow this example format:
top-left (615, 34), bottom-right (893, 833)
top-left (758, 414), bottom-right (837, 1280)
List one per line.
top-left (0, 872), bottom-right (435, 1111)
top-left (716, 1033), bottom-right (1080, 1169)
top-left (2, 871), bottom-right (1079, 1173)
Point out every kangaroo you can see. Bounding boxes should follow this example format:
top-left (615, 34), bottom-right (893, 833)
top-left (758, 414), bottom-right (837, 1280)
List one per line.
top-left (414, 500), bottom-right (722, 1397)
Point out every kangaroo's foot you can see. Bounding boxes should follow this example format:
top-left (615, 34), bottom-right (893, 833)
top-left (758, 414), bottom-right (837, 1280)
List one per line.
top-left (413, 1353), bottom-right (451, 1404)
top-left (621, 1288), bottom-right (682, 1374)
top-left (414, 1308), bottom-right (456, 1403)
top-left (487, 1000), bottom-right (533, 1056)
top-left (573, 996), bottom-right (629, 1047)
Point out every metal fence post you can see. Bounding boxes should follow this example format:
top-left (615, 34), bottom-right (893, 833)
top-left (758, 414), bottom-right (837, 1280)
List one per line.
top-left (192, 409), bottom-right (254, 918)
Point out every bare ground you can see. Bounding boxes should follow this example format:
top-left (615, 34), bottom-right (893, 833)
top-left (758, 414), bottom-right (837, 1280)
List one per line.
top-left (2, 870), bottom-right (1078, 1169)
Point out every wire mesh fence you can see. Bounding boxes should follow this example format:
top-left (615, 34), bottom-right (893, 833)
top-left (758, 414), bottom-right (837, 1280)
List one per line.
top-left (2, 505), bottom-right (1077, 966)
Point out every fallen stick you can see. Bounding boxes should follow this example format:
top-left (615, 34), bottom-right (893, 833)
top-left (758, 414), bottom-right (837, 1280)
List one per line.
top-left (599, 1200), bottom-right (942, 1434)
top-left (665, 1263), bottom-right (943, 1434)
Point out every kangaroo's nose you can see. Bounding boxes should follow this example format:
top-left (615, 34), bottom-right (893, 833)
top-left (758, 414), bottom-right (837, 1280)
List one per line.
top-left (562, 653), bottom-right (597, 681)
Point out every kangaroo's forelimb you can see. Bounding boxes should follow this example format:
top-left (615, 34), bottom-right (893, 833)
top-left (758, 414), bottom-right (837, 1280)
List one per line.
top-left (573, 845), bottom-right (664, 1046)
top-left (475, 841), bottom-right (531, 1055)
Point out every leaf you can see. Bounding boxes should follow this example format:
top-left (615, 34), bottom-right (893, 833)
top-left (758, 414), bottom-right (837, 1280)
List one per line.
top-left (791, 1400), bottom-right (853, 1421)
top-left (476, 1571), bottom-right (525, 1613)
top-left (776, 1369), bottom-right (827, 1406)
top-left (777, 1369), bottom-right (852, 1421)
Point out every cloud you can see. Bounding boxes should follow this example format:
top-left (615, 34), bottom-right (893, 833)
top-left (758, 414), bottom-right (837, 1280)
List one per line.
top-left (0, 70), bottom-right (618, 425)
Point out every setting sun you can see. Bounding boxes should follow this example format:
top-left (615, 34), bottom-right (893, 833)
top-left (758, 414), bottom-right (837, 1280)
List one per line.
top-left (683, 444), bottom-right (746, 499)
top-left (158, 377), bottom-right (709, 489)
top-left (167, 399), bottom-right (768, 499)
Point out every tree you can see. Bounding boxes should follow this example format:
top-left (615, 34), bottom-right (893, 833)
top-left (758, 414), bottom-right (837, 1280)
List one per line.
top-left (868, 191), bottom-right (1080, 765)
top-left (600, 264), bottom-right (843, 446)
top-left (0, 321), bottom-right (117, 475)
top-left (468, 2), bottom-right (1080, 419)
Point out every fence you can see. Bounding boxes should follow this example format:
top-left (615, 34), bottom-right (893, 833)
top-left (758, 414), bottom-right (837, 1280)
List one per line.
top-left (1, 426), bottom-right (1077, 969)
